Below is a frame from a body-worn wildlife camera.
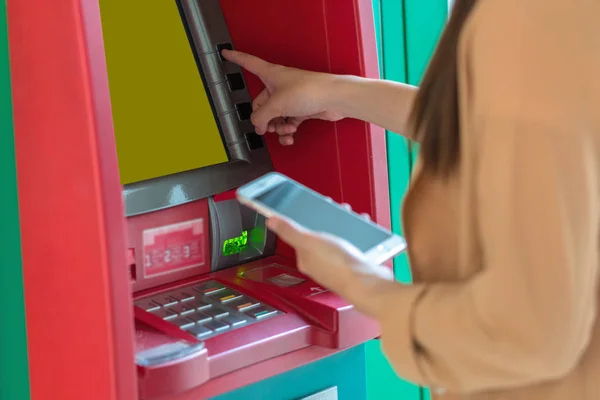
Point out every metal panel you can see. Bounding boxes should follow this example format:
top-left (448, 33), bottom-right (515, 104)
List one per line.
top-left (123, 152), bottom-right (272, 217)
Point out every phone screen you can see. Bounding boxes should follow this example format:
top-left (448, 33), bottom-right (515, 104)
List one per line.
top-left (253, 180), bottom-right (393, 252)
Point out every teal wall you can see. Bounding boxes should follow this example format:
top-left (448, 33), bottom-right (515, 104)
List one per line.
top-left (365, 1), bottom-right (447, 400)
top-left (0, 3), bottom-right (31, 400)
top-left (365, 1), bottom-right (419, 399)
top-left (211, 346), bottom-right (367, 400)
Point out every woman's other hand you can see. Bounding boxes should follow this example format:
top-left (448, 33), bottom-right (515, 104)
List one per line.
top-left (266, 216), bottom-right (394, 297)
top-left (222, 49), bottom-right (344, 146)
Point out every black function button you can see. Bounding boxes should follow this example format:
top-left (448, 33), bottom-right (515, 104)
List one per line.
top-left (217, 43), bottom-right (233, 61)
top-left (245, 132), bottom-right (264, 150)
top-left (226, 73), bottom-right (245, 91)
top-left (235, 102), bottom-right (253, 121)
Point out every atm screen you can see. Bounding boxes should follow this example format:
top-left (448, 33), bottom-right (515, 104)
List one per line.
top-left (100, 0), bottom-right (229, 185)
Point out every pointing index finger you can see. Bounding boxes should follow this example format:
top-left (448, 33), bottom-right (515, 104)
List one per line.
top-left (221, 49), bottom-right (270, 78)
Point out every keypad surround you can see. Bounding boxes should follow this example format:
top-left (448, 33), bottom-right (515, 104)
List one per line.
top-left (135, 280), bottom-right (282, 340)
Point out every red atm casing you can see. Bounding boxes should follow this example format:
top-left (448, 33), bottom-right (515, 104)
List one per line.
top-left (8, 0), bottom-right (391, 399)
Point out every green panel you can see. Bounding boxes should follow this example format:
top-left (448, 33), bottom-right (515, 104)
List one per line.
top-left (366, 341), bottom-right (420, 400)
top-left (380, 0), bottom-right (412, 285)
top-left (373, 0), bottom-right (412, 261)
top-left (211, 346), bottom-right (367, 400)
top-left (0, 4), bottom-right (31, 400)
top-left (404, 0), bottom-right (448, 86)
top-left (372, 0), bottom-right (383, 77)
top-left (405, 0), bottom-right (448, 165)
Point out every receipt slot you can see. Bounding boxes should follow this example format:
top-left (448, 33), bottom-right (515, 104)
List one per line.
top-left (8, 0), bottom-right (392, 399)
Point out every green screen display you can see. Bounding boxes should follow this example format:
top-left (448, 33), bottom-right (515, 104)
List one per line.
top-left (222, 230), bottom-right (248, 256)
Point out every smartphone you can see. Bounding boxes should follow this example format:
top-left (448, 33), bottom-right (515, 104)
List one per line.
top-left (236, 172), bottom-right (406, 264)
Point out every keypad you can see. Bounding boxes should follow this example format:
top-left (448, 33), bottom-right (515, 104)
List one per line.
top-left (152, 295), bottom-right (179, 307)
top-left (224, 314), bottom-right (248, 327)
top-left (136, 298), bottom-right (161, 312)
top-left (203, 307), bottom-right (229, 319)
top-left (172, 316), bottom-right (196, 330)
top-left (170, 303), bottom-right (196, 316)
top-left (134, 280), bottom-right (282, 341)
top-left (152, 307), bottom-right (178, 321)
top-left (245, 306), bottom-right (278, 320)
top-left (170, 290), bottom-right (196, 303)
top-left (187, 324), bottom-right (212, 338)
top-left (205, 319), bottom-right (229, 333)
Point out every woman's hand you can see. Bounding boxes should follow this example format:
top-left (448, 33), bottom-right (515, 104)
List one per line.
top-left (223, 49), bottom-right (420, 143)
top-left (266, 216), bottom-right (394, 299)
top-left (222, 49), bottom-right (344, 145)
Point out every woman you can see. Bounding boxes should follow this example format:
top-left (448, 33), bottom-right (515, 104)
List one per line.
top-left (223, 0), bottom-right (599, 398)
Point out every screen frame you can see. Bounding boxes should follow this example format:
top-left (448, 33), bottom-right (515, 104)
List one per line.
top-left (120, 0), bottom-right (272, 217)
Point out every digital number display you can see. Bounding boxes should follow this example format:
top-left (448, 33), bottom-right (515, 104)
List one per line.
top-left (222, 230), bottom-right (248, 256)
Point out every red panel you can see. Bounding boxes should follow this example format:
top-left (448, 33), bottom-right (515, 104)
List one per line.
top-left (221, 0), bottom-right (390, 258)
top-left (157, 346), bottom-right (339, 400)
top-left (134, 256), bottom-right (380, 399)
top-left (8, 1), bottom-right (136, 400)
top-left (128, 200), bottom-right (212, 293)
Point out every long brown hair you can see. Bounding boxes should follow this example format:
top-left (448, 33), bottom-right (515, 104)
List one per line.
top-left (408, 0), bottom-right (478, 176)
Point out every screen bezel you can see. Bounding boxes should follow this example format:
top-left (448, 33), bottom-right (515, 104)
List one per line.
top-left (120, 0), bottom-right (272, 217)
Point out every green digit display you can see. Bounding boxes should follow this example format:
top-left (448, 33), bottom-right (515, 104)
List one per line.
top-left (222, 230), bottom-right (248, 256)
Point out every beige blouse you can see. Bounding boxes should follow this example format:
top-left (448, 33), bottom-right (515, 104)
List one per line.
top-left (376, 0), bottom-right (600, 398)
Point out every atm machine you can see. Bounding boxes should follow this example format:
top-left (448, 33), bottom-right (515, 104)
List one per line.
top-left (8, 0), bottom-right (392, 399)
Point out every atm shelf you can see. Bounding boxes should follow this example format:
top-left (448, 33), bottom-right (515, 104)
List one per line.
top-left (135, 279), bottom-right (282, 341)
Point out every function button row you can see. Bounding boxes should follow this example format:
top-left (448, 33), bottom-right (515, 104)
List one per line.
top-left (226, 73), bottom-right (245, 91)
top-left (216, 43), bottom-right (233, 61)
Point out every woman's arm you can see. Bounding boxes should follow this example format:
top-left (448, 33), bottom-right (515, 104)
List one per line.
top-left (341, 120), bottom-right (599, 394)
top-left (332, 76), bottom-right (418, 138)
top-left (222, 49), bottom-right (418, 141)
